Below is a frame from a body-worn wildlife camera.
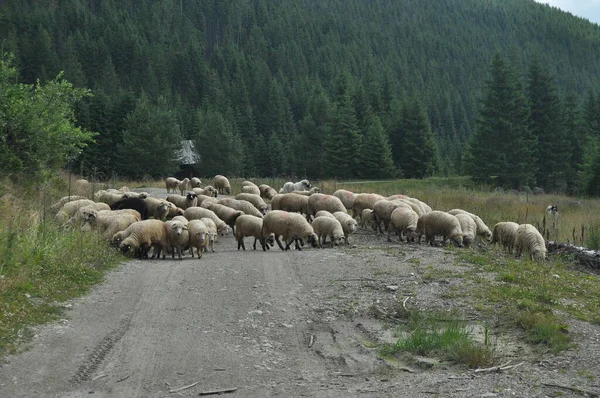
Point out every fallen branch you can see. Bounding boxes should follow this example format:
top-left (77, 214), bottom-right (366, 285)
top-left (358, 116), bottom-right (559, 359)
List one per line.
top-left (402, 296), bottom-right (409, 310)
top-left (474, 361), bottom-right (523, 373)
top-left (308, 334), bottom-right (315, 348)
top-left (198, 387), bottom-right (238, 396)
top-left (92, 374), bottom-right (108, 381)
top-left (542, 383), bottom-right (599, 397)
top-left (169, 381), bottom-right (199, 393)
top-left (116, 374), bottom-right (131, 383)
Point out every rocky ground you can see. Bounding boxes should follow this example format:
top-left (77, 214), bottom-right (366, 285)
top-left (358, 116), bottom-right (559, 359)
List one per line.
top-left (1, 189), bottom-right (599, 397)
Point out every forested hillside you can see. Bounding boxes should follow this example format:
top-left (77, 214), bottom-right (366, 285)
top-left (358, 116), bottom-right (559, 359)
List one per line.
top-left (1, 0), bottom-right (600, 191)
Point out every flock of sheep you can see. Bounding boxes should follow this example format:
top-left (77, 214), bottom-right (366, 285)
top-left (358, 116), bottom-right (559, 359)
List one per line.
top-left (52, 175), bottom-right (548, 262)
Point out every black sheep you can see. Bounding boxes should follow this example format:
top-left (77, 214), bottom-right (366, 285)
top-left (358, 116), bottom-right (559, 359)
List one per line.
top-left (110, 197), bottom-right (149, 220)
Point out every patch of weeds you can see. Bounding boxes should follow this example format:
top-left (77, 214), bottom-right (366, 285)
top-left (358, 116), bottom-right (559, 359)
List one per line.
top-left (407, 258), bottom-right (421, 265)
top-left (379, 310), bottom-right (495, 368)
top-left (584, 223), bottom-right (600, 250)
top-left (513, 310), bottom-right (571, 353)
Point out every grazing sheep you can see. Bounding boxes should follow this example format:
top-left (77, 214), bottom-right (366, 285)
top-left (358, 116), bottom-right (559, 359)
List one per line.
top-left (235, 193), bottom-right (269, 214)
top-left (270, 194), bottom-right (283, 210)
top-left (398, 199), bottom-right (426, 216)
top-left (111, 197), bottom-right (149, 220)
top-left (193, 186), bottom-right (217, 197)
top-left (387, 194), bottom-right (409, 201)
top-left (122, 191), bottom-right (149, 199)
top-left (447, 209), bottom-right (492, 242)
top-left (388, 207), bottom-right (419, 242)
top-left (200, 217), bottom-right (218, 252)
top-left (293, 187), bottom-right (321, 196)
top-left (56, 199), bottom-right (96, 224)
top-left (74, 179), bottom-right (90, 196)
top-left (217, 198), bottom-right (263, 218)
top-left (183, 206), bottom-right (232, 236)
top-left (81, 210), bottom-right (140, 241)
top-left (455, 213), bottom-right (477, 248)
top-left (165, 177), bottom-right (180, 193)
top-left (50, 195), bottom-right (87, 213)
top-left (279, 193), bottom-right (310, 217)
top-left (416, 211), bottom-right (463, 247)
top-left (241, 185), bottom-right (261, 195)
top-left (187, 220), bottom-right (209, 258)
top-left (491, 222), bottom-right (520, 254)
top-left (351, 193), bottom-right (386, 219)
top-left (307, 194), bottom-right (346, 219)
top-left (312, 216), bottom-right (345, 248)
top-left (94, 190), bottom-right (124, 206)
top-left (360, 209), bottom-right (374, 229)
top-left (65, 202), bottom-right (111, 228)
top-left (118, 220), bottom-right (169, 259)
top-left (144, 197), bottom-right (171, 220)
top-left (165, 219), bottom-right (189, 260)
top-left (372, 199), bottom-right (412, 233)
top-left (515, 224), bottom-right (547, 261)
top-left (193, 193), bottom-right (218, 207)
top-left (166, 202), bottom-right (185, 218)
top-left (259, 184), bottom-right (278, 200)
top-left (333, 189), bottom-right (356, 210)
top-left (190, 177), bottom-right (202, 188)
top-left (166, 192), bottom-right (198, 210)
top-left (202, 203), bottom-right (244, 232)
top-left (333, 211), bottom-right (358, 244)
top-left (177, 178), bottom-right (191, 195)
top-left (315, 210), bottom-right (335, 219)
top-left (281, 179), bottom-right (312, 193)
top-left (214, 175), bottom-right (231, 195)
top-left (235, 215), bottom-right (275, 251)
top-left (242, 181), bottom-right (258, 187)
top-left (261, 210), bottom-right (318, 251)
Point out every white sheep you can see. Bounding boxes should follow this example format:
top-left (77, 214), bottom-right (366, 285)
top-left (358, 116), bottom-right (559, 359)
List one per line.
top-left (118, 220), bottom-right (169, 259)
top-left (241, 185), bottom-right (260, 195)
top-left (455, 213), bottom-right (477, 248)
top-left (242, 180), bottom-right (258, 187)
top-left (74, 179), bottom-right (90, 196)
top-left (270, 194), bottom-right (283, 210)
top-left (235, 215), bottom-right (275, 251)
top-left (315, 210), bottom-right (335, 219)
top-left (217, 198), bottom-right (263, 218)
top-left (166, 192), bottom-right (198, 210)
top-left (187, 219), bottom-right (209, 258)
top-left (50, 195), bottom-right (88, 213)
top-left (491, 222), bottom-right (520, 254)
top-left (165, 177), bottom-right (180, 193)
top-left (279, 193), bottom-right (310, 217)
top-left (307, 193), bottom-right (346, 219)
top-left (177, 178), bottom-right (191, 195)
top-left (332, 211), bottom-right (358, 245)
top-left (360, 209), bottom-right (374, 229)
top-left (202, 202), bottom-right (244, 232)
top-left (56, 199), bottom-right (96, 224)
top-left (416, 211), bottom-right (463, 247)
top-left (213, 175), bottom-right (231, 195)
top-left (515, 224), bottom-right (547, 261)
top-left (333, 189), bottom-right (356, 211)
top-left (293, 187), bottom-right (321, 196)
top-left (199, 217), bottom-right (218, 252)
top-left (94, 190), bottom-right (124, 206)
top-left (190, 177), bottom-right (202, 188)
top-left (388, 207), bottom-right (419, 242)
top-left (165, 219), bottom-right (189, 260)
top-left (387, 194), bottom-right (409, 201)
top-left (447, 209), bottom-right (492, 242)
top-left (193, 185), bottom-right (217, 198)
top-left (351, 193), bottom-right (386, 219)
top-left (261, 210), bottom-right (318, 251)
top-left (183, 207), bottom-right (231, 236)
top-left (235, 193), bottom-right (269, 214)
top-left (122, 191), bottom-right (149, 199)
top-left (372, 199), bottom-right (412, 233)
top-left (259, 184), bottom-right (278, 200)
top-left (81, 209), bottom-right (140, 241)
top-left (144, 197), bottom-right (171, 220)
top-left (312, 216), bottom-right (345, 248)
top-left (65, 202), bottom-right (111, 228)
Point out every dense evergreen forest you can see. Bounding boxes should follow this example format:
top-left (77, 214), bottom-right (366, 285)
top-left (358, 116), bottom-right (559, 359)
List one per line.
top-left (1, 0), bottom-right (600, 193)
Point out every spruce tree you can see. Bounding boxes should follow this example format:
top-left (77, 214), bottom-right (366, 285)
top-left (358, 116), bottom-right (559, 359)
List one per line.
top-left (357, 112), bottom-right (395, 179)
top-left (322, 93), bottom-right (362, 179)
top-left (464, 54), bottom-right (535, 188)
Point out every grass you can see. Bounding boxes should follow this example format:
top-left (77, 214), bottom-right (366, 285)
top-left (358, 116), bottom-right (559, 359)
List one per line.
top-left (380, 310), bottom-right (495, 368)
top-left (0, 180), bottom-right (123, 356)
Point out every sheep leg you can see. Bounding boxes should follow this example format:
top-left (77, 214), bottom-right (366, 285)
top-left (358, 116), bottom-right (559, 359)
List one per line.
top-left (274, 236), bottom-right (286, 251)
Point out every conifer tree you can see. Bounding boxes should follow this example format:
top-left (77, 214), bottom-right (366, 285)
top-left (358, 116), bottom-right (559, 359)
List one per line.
top-left (464, 54), bottom-right (535, 188)
top-left (323, 93), bottom-right (362, 179)
top-left (357, 112), bottom-right (395, 179)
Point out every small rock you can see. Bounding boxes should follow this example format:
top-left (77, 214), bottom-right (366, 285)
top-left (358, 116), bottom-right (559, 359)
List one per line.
top-left (480, 393), bottom-right (497, 398)
top-left (414, 356), bottom-right (440, 369)
top-left (24, 293), bottom-right (31, 298)
top-left (386, 285), bottom-right (399, 291)
top-left (248, 310), bottom-right (263, 316)
top-left (281, 323), bottom-right (294, 328)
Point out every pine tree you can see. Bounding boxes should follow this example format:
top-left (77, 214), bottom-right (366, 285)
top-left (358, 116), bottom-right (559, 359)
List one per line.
top-left (527, 58), bottom-right (569, 191)
top-left (322, 93), bottom-right (362, 179)
top-left (464, 54), bottom-right (535, 188)
top-left (562, 93), bottom-right (586, 194)
top-left (357, 112), bottom-right (395, 179)
top-left (117, 94), bottom-right (182, 179)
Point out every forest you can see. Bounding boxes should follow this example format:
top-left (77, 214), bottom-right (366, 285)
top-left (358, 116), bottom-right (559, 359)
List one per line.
top-left (1, 0), bottom-right (600, 194)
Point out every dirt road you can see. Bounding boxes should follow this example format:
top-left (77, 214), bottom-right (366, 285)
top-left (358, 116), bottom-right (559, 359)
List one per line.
top-left (1, 189), bottom-right (599, 397)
